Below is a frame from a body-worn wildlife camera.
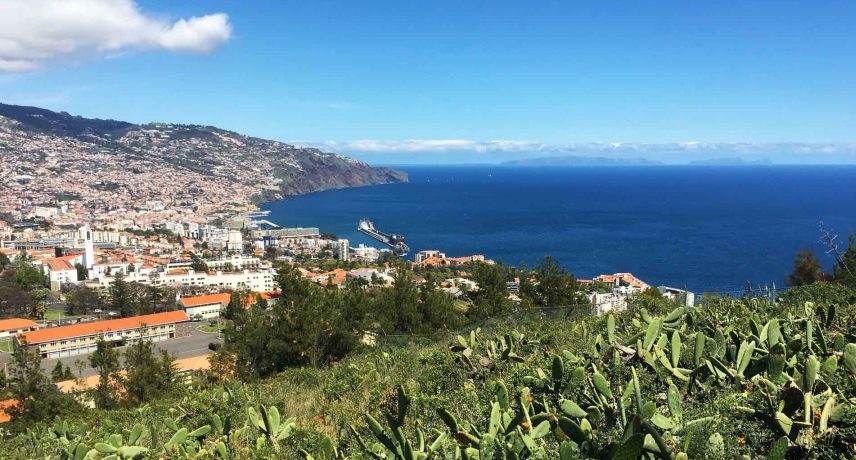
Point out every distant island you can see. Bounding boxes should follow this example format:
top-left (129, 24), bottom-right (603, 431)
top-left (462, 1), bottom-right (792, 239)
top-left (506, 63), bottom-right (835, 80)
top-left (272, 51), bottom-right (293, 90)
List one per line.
top-left (687, 157), bottom-right (773, 166)
top-left (501, 155), bottom-right (661, 166)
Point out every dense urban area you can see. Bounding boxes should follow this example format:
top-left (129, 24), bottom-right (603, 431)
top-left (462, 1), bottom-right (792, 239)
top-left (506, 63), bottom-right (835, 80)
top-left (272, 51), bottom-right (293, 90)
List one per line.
top-left (1, 104), bottom-right (855, 459)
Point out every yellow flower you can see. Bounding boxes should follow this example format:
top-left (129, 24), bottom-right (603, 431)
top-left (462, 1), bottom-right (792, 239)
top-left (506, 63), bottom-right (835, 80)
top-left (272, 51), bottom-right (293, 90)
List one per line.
top-left (737, 437), bottom-right (746, 444)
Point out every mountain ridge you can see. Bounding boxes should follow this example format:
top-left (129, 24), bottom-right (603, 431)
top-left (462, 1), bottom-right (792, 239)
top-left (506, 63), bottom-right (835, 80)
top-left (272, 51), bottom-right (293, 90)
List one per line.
top-left (0, 103), bottom-right (407, 214)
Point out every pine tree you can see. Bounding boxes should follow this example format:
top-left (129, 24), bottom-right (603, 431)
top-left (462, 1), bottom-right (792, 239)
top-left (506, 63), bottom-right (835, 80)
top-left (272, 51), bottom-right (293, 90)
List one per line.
top-left (89, 340), bottom-right (122, 409)
top-left (109, 272), bottom-right (132, 317)
top-left (50, 361), bottom-right (66, 382)
top-left (787, 249), bottom-right (827, 286)
top-left (124, 337), bottom-right (176, 405)
top-left (7, 342), bottom-right (79, 430)
top-left (833, 233), bottom-right (856, 286)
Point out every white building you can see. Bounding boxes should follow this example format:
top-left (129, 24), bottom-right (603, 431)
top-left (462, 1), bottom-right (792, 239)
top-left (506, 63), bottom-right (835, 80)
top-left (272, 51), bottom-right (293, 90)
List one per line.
top-left (589, 292), bottom-right (628, 316)
top-left (350, 244), bottom-right (383, 262)
top-left (0, 318), bottom-right (39, 339)
top-left (167, 254), bottom-right (264, 272)
top-left (226, 229), bottom-right (243, 252)
top-left (86, 267), bottom-right (277, 293)
top-left (658, 286), bottom-right (695, 307)
top-left (337, 239), bottom-right (350, 261)
top-left (415, 250), bottom-right (446, 264)
top-left (347, 268), bottom-right (393, 285)
top-left (178, 293), bottom-right (230, 320)
top-left (42, 254), bottom-right (83, 291)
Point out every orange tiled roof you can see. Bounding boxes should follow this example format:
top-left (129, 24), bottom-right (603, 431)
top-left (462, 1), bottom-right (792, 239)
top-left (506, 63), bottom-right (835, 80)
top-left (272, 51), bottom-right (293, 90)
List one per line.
top-left (259, 290), bottom-right (280, 300)
top-left (19, 311), bottom-right (189, 344)
top-left (179, 293), bottom-right (230, 308)
top-left (44, 258), bottom-right (75, 271)
top-left (0, 318), bottom-right (38, 332)
top-left (175, 355), bottom-right (212, 371)
top-left (0, 399), bottom-right (20, 424)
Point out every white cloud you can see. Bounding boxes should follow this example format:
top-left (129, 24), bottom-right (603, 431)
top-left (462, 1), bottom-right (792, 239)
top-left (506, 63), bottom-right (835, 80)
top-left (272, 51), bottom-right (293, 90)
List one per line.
top-left (298, 139), bottom-right (856, 157)
top-left (310, 139), bottom-right (550, 153)
top-left (0, 0), bottom-right (232, 72)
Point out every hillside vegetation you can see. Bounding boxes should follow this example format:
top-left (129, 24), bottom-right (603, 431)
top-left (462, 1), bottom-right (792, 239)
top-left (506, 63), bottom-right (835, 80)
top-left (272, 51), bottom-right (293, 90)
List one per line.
top-left (1, 282), bottom-right (855, 459)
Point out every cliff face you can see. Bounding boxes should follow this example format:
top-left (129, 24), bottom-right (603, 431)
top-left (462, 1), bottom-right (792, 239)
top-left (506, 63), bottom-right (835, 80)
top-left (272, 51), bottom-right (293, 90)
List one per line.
top-left (0, 103), bottom-right (407, 207)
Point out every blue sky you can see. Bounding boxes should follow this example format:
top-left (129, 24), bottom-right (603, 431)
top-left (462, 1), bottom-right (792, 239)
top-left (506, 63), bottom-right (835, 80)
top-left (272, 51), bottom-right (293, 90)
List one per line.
top-left (1, 1), bottom-right (855, 164)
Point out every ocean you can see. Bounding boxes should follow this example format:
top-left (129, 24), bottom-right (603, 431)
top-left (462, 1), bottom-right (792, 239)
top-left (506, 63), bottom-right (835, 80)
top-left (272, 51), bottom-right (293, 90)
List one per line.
top-left (261, 165), bottom-right (856, 293)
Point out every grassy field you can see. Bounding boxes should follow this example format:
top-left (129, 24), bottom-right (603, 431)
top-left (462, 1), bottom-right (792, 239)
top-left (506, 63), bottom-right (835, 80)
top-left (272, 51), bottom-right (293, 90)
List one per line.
top-left (43, 310), bottom-right (71, 320)
top-left (197, 322), bottom-right (226, 333)
top-left (0, 339), bottom-right (13, 353)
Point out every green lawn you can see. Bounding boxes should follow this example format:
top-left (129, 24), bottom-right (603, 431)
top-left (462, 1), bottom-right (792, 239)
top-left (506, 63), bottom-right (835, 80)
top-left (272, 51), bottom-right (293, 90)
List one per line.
top-left (0, 339), bottom-right (13, 353)
top-left (197, 323), bottom-right (226, 333)
top-left (43, 310), bottom-right (71, 320)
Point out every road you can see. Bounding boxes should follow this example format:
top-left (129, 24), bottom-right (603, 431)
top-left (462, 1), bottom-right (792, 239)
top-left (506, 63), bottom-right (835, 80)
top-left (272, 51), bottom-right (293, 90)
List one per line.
top-left (0, 326), bottom-right (222, 378)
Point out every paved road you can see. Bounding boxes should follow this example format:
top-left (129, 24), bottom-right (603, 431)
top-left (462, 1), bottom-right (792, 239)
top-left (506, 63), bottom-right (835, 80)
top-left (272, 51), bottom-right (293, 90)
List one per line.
top-left (0, 326), bottom-right (222, 378)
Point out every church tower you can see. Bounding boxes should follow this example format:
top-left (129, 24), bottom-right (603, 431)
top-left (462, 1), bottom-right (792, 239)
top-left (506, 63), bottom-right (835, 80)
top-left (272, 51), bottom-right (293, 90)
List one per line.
top-left (83, 223), bottom-right (95, 277)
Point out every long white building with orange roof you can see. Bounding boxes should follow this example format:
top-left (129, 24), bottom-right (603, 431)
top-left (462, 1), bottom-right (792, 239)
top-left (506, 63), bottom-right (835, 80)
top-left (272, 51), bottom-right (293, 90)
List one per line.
top-left (15, 310), bottom-right (190, 359)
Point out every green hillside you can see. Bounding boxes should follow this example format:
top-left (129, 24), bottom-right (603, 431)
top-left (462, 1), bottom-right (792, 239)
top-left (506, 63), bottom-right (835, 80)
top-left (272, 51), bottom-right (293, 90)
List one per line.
top-left (1, 282), bottom-right (855, 459)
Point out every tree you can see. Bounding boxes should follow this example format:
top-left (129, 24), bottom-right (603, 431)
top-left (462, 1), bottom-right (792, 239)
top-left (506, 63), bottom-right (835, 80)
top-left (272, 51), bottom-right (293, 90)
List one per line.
top-left (469, 262), bottom-right (511, 320)
top-left (50, 361), bottom-right (66, 383)
top-left (74, 262), bottom-right (88, 281)
top-left (0, 271), bottom-right (37, 317)
top-left (378, 269), bottom-right (420, 333)
top-left (6, 341), bottom-right (80, 431)
top-left (0, 251), bottom-right (10, 271)
top-left (12, 261), bottom-right (46, 290)
top-left (786, 249), bottom-right (827, 286)
top-left (832, 233), bottom-right (856, 287)
top-left (89, 339), bottom-right (122, 409)
top-left (124, 338), bottom-right (177, 406)
top-left (190, 253), bottom-right (209, 273)
top-left (0, 368), bottom-right (7, 398)
top-left (109, 272), bottom-right (133, 317)
top-left (65, 285), bottom-right (103, 315)
top-left (206, 350), bottom-right (237, 382)
top-left (224, 289), bottom-right (250, 321)
top-left (419, 278), bottom-right (464, 331)
top-left (519, 257), bottom-right (587, 310)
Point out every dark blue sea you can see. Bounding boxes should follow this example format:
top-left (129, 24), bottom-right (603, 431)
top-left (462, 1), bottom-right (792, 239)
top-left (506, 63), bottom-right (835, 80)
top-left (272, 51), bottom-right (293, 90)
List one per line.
top-left (262, 165), bottom-right (856, 293)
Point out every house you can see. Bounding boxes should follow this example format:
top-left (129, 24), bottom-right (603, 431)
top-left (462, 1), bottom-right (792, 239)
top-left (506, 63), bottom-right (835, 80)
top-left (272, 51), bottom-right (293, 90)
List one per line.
top-left (178, 293), bottom-right (231, 320)
top-left (15, 311), bottom-right (190, 359)
top-left (658, 286), bottom-right (696, 307)
top-left (41, 254), bottom-right (83, 291)
top-left (0, 318), bottom-right (39, 339)
top-left (418, 254), bottom-right (490, 268)
top-left (593, 273), bottom-right (650, 291)
top-left (415, 250), bottom-right (446, 264)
